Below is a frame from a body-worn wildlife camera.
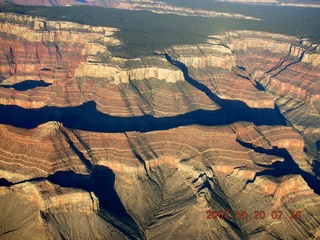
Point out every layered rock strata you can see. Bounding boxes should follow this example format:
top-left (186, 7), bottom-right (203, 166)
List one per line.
top-left (162, 30), bottom-right (320, 157)
top-left (221, 31), bottom-right (320, 136)
top-left (0, 12), bottom-right (218, 117)
top-left (1, 122), bottom-right (320, 239)
top-left (164, 44), bottom-right (276, 109)
top-left (0, 181), bottom-right (130, 240)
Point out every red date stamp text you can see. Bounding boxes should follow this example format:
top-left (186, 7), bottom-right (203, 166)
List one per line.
top-left (206, 209), bottom-right (301, 220)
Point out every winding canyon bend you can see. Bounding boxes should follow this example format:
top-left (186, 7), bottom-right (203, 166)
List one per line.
top-left (0, 2), bottom-right (320, 240)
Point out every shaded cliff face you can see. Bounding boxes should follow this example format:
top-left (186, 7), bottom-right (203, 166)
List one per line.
top-left (222, 31), bottom-right (320, 136)
top-left (163, 44), bottom-right (276, 109)
top-left (0, 8), bottom-right (320, 240)
top-left (163, 30), bottom-right (320, 159)
top-left (1, 122), bottom-right (320, 239)
top-left (0, 12), bottom-right (217, 117)
top-left (162, 30), bottom-right (320, 137)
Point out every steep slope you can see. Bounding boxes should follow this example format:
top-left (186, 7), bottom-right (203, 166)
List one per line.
top-left (226, 31), bottom-right (320, 132)
top-left (218, 31), bottom-right (320, 156)
top-left (161, 30), bottom-right (320, 153)
top-left (0, 12), bottom-right (218, 117)
top-left (1, 122), bottom-right (320, 239)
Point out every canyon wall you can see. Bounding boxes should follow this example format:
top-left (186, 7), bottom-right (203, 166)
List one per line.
top-left (1, 122), bottom-right (320, 239)
top-left (164, 43), bottom-right (276, 109)
top-left (223, 31), bottom-right (320, 135)
top-left (0, 12), bottom-right (217, 117)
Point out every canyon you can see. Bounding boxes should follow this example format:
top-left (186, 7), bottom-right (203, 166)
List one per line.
top-left (0, 3), bottom-right (320, 240)
top-left (0, 0), bottom-right (259, 20)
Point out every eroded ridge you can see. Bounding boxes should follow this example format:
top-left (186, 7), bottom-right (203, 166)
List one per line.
top-left (224, 31), bottom-right (320, 135)
top-left (0, 12), bottom-right (217, 117)
top-left (1, 122), bottom-right (320, 239)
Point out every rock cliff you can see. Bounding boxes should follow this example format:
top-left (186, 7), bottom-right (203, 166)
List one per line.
top-left (0, 12), bottom-right (119, 83)
top-left (164, 43), bottom-right (276, 109)
top-left (222, 31), bottom-right (320, 136)
top-left (0, 12), bottom-right (217, 117)
top-left (1, 122), bottom-right (320, 239)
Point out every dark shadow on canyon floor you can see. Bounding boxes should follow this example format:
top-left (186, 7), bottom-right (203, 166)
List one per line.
top-left (1, 163), bottom-right (144, 239)
top-left (0, 53), bottom-right (288, 133)
top-left (316, 140), bottom-right (320, 152)
top-left (0, 178), bottom-right (13, 187)
top-left (0, 80), bottom-right (51, 91)
top-left (238, 140), bottom-right (320, 195)
top-left (0, 100), bottom-right (287, 133)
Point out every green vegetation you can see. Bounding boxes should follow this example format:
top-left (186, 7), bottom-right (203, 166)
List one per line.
top-left (94, 51), bottom-right (112, 63)
top-left (162, 0), bottom-right (320, 40)
top-left (0, 2), bottom-right (319, 58)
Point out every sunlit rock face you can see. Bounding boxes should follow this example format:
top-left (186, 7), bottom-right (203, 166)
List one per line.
top-left (0, 12), bottom-right (217, 117)
top-left (0, 8), bottom-right (320, 240)
top-left (222, 31), bottom-right (320, 135)
top-left (0, 13), bottom-right (119, 82)
top-left (164, 43), bottom-right (276, 109)
top-left (168, 31), bottom-right (320, 136)
top-left (2, 13), bottom-right (319, 123)
top-left (1, 122), bottom-right (320, 239)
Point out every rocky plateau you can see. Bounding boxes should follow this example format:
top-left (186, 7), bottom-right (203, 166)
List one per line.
top-left (0, 0), bottom-right (261, 20)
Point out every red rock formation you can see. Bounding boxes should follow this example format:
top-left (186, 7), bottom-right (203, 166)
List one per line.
top-left (224, 31), bottom-right (320, 135)
top-left (0, 0), bottom-right (120, 7)
top-left (0, 181), bottom-right (130, 239)
top-left (0, 13), bottom-right (218, 117)
top-left (232, 122), bottom-right (312, 171)
top-left (0, 122), bottom-right (88, 182)
top-left (1, 122), bottom-right (320, 239)
top-left (0, 13), bottom-right (119, 83)
top-left (165, 44), bottom-right (276, 109)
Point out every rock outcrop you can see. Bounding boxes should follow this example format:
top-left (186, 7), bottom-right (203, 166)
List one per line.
top-left (0, 122), bottom-right (88, 182)
top-left (164, 43), bottom-right (276, 109)
top-left (0, 0), bottom-right (120, 7)
top-left (0, 12), bottom-right (217, 117)
top-left (74, 62), bottom-right (184, 84)
top-left (223, 31), bottom-right (320, 136)
top-left (0, 181), bottom-right (130, 239)
top-left (1, 122), bottom-right (320, 239)
top-left (0, 12), bottom-right (119, 83)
